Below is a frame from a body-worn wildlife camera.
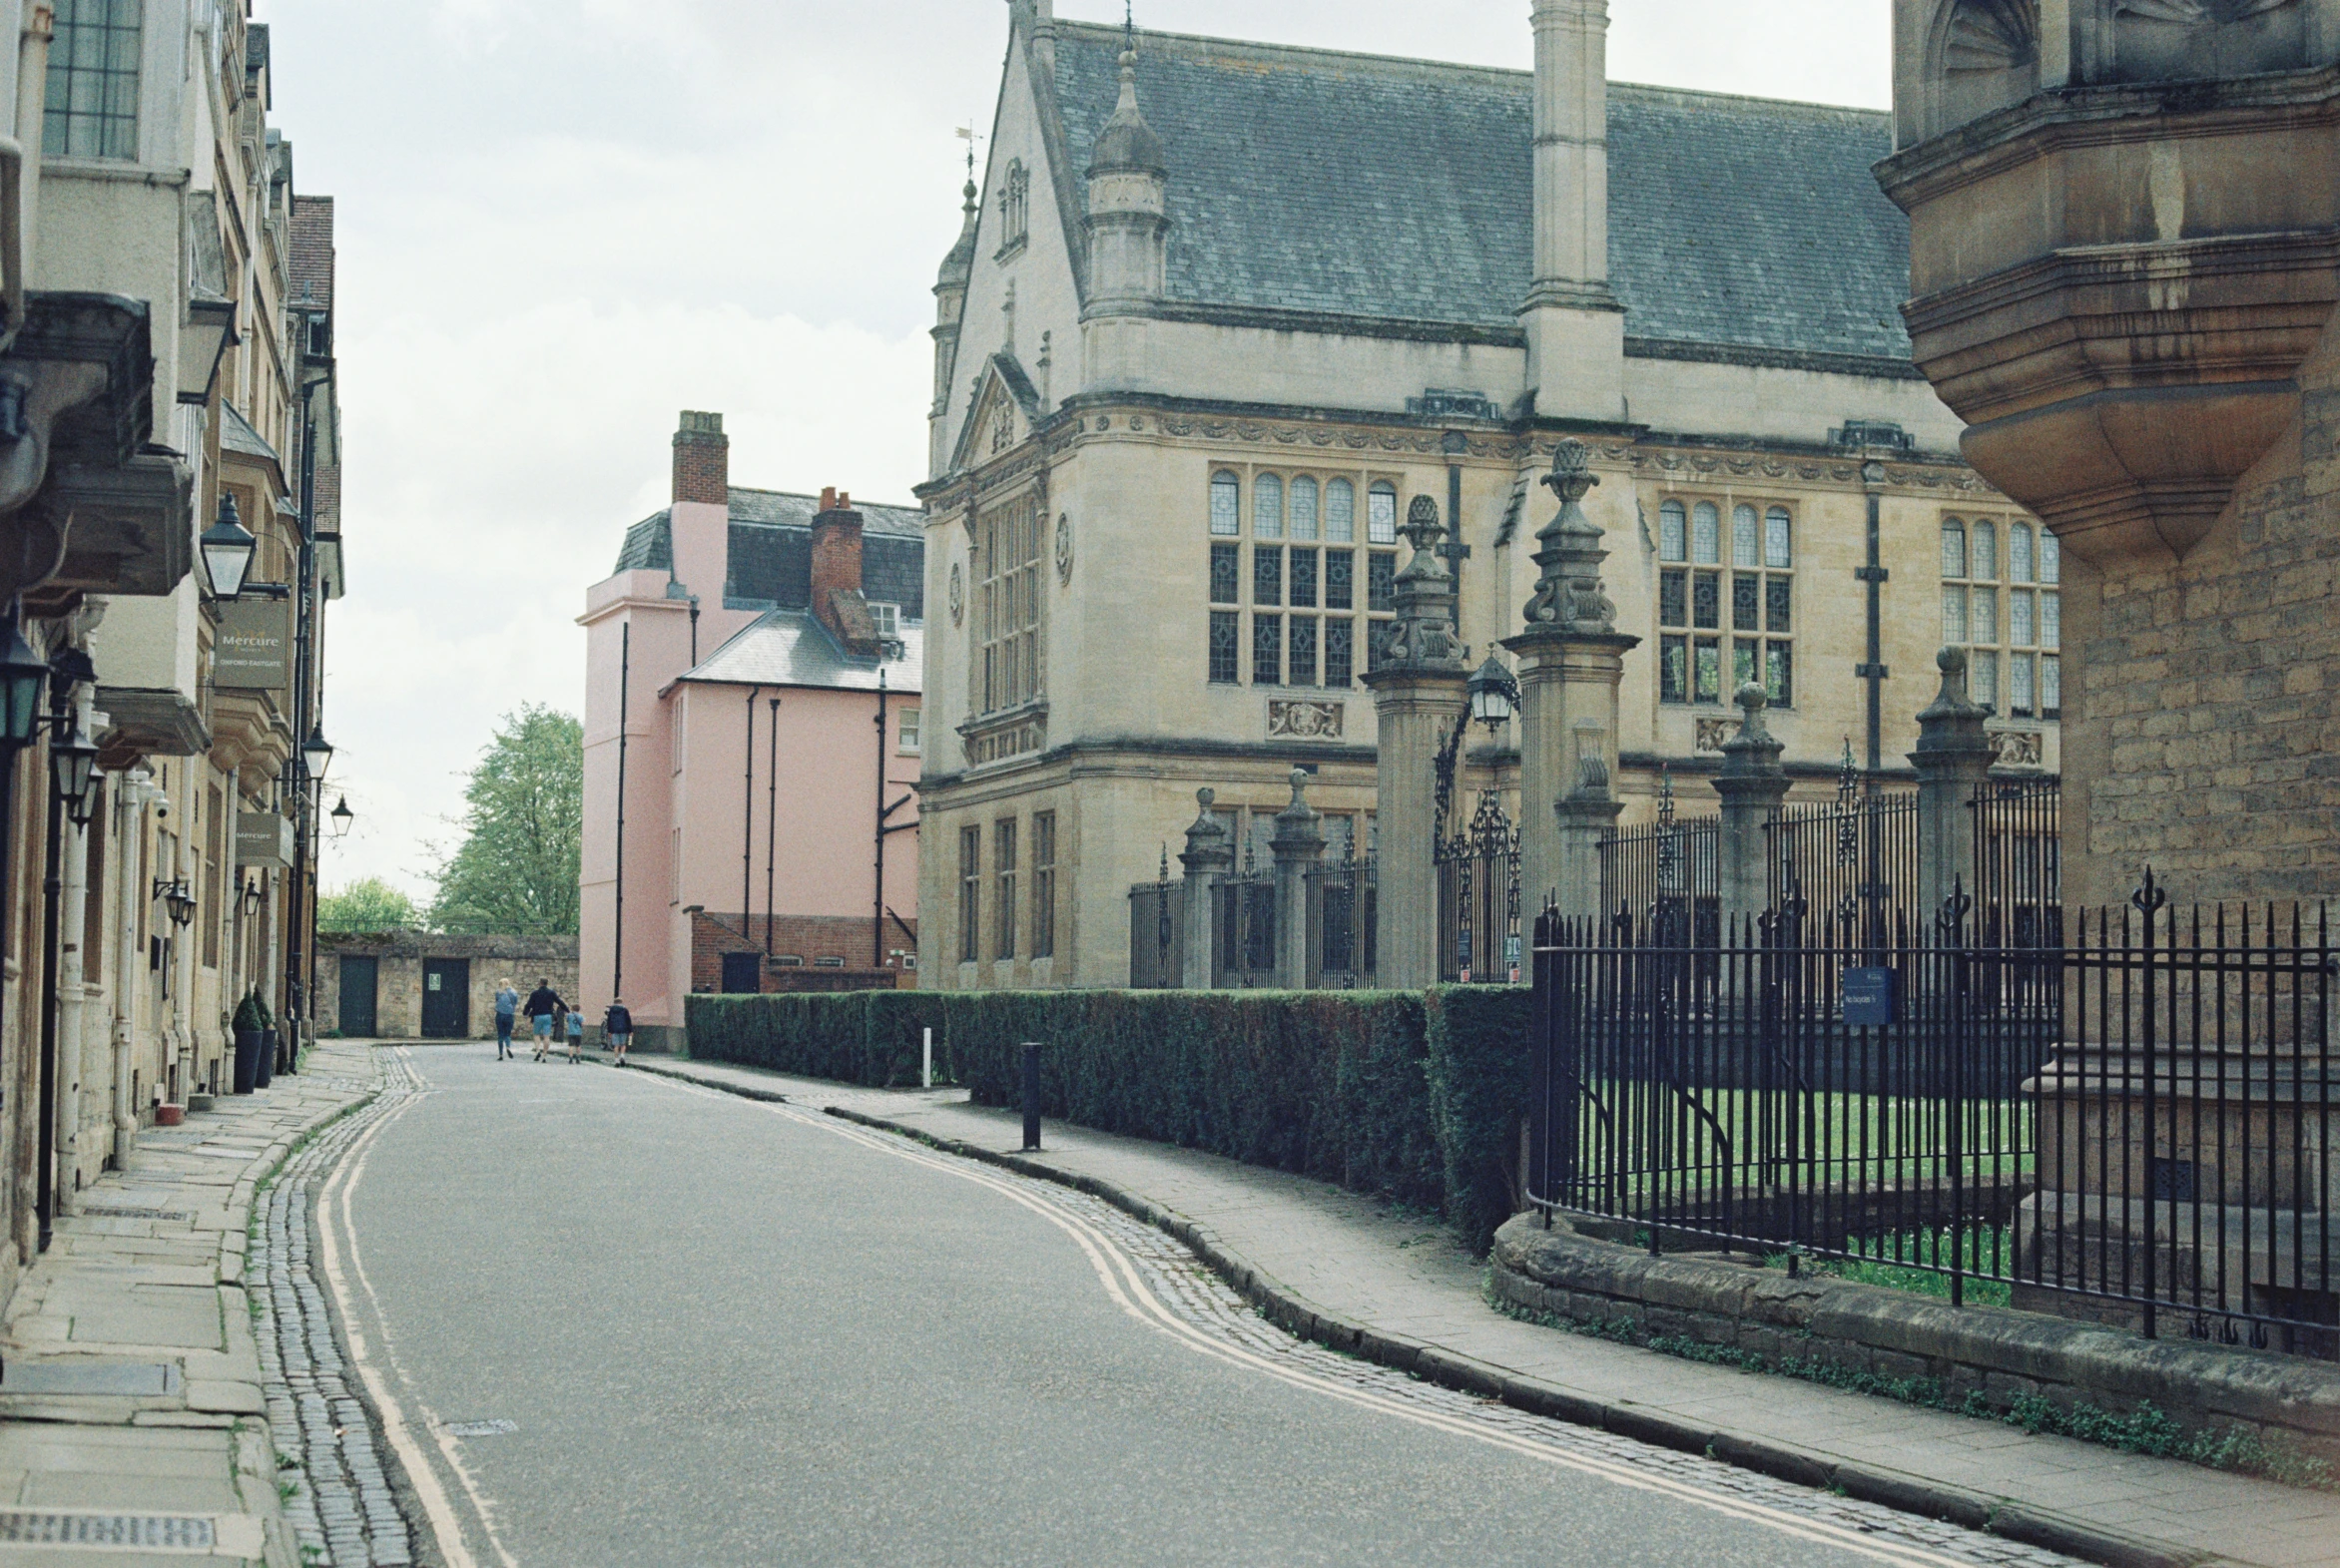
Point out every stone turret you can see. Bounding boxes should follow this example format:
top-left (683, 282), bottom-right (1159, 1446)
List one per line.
top-left (1084, 46), bottom-right (1169, 317)
top-left (929, 176), bottom-right (980, 474)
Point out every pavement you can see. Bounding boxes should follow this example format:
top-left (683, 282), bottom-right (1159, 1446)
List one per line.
top-left (323, 1044), bottom-right (2091, 1568)
top-left (0, 1039), bottom-right (383, 1567)
top-left (621, 1050), bottom-right (2340, 1568)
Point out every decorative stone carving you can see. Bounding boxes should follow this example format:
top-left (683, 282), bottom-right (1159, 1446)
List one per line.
top-left (1520, 439), bottom-right (1618, 634)
top-left (1990, 729), bottom-right (2045, 767)
top-left (1054, 512), bottom-right (1073, 583)
top-left (960, 711), bottom-right (1046, 767)
top-left (947, 562), bottom-right (964, 626)
top-left (1268, 699), bottom-right (1344, 739)
top-left (1695, 717), bottom-right (1729, 755)
top-left (1375, 496), bottom-right (1465, 672)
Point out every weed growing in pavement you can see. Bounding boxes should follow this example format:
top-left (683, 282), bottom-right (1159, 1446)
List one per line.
top-left (278, 1479), bottom-right (299, 1503)
top-left (1478, 1276), bottom-right (2334, 1490)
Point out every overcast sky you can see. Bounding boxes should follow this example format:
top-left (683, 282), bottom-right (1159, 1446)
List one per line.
top-left (256, 0), bottom-right (1891, 902)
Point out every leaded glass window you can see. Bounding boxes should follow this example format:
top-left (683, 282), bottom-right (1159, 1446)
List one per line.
top-left (1765, 508), bottom-right (1792, 569)
top-left (2010, 522), bottom-right (2036, 583)
top-left (1691, 502), bottom-right (1721, 565)
top-left (1290, 548), bottom-right (1318, 609)
top-left (45, 0), bottom-right (141, 160)
top-left (1289, 617), bottom-right (1318, 687)
top-left (1210, 472), bottom-right (1241, 536)
top-left (1326, 479), bottom-right (1356, 543)
top-left (1209, 611), bottom-right (1240, 684)
top-left (1253, 614), bottom-right (1282, 686)
top-left (1210, 543), bottom-right (1239, 606)
top-left (973, 491), bottom-right (1044, 715)
top-left (1972, 519), bottom-right (1998, 581)
top-left (1290, 476), bottom-right (1319, 541)
top-left (1367, 551), bottom-right (1395, 613)
top-left (1253, 546), bottom-right (1282, 607)
top-left (1943, 512), bottom-right (2053, 719)
top-left (1659, 497), bottom-right (1793, 705)
top-left (1659, 500), bottom-right (1687, 563)
top-left (1326, 550), bottom-right (1354, 611)
top-left (1732, 504), bottom-right (1760, 569)
top-left (1254, 473), bottom-right (1284, 539)
top-left (1367, 482), bottom-right (1398, 545)
top-left (1326, 621), bottom-right (1354, 688)
top-left (1942, 519), bottom-right (1967, 579)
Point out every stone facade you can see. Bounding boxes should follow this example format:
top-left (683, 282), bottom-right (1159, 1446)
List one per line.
top-left (913, 5), bottom-right (2058, 990)
top-left (315, 933), bottom-right (579, 1043)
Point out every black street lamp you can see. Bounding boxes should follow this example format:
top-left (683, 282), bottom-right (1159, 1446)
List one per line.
top-left (329, 795), bottom-right (352, 839)
top-left (49, 722), bottom-right (98, 828)
top-left (0, 609), bottom-right (47, 756)
top-left (200, 493), bottom-right (258, 601)
top-left (301, 725), bottom-right (332, 782)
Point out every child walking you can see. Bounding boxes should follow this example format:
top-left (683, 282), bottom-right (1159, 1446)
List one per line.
top-left (565, 1005), bottom-right (586, 1064)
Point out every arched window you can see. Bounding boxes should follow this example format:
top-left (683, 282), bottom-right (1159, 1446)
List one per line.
top-left (1326, 479), bottom-right (1356, 543)
top-left (2040, 529), bottom-right (2060, 585)
top-left (1209, 472), bottom-right (1241, 537)
top-left (1253, 473), bottom-right (1284, 539)
top-left (1691, 501), bottom-right (1721, 565)
top-left (1289, 476), bottom-right (1319, 541)
top-left (1764, 508), bottom-right (1792, 568)
top-left (1971, 519), bottom-right (1998, 581)
top-left (1732, 504), bottom-right (1760, 569)
top-left (1659, 500), bottom-right (1687, 562)
top-left (1940, 513), bottom-right (2055, 723)
top-left (1001, 160), bottom-right (1030, 248)
top-left (1367, 482), bottom-right (1399, 545)
top-left (1941, 518), bottom-right (1968, 579)
top-left (2009, 522), bottom-right (2035, 583)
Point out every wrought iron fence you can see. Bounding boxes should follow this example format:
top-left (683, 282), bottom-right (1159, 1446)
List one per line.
top-left (1971, 778), bottom-right (2061, 950)
top-left (1598, 776), bottom-right (1718, 945)
top-left (1310, 853), bottom-right (1378, 989)
top-left (1439, 790), bottom-right (1522, 984)
top-left (1767, 760), bottom-right (1918, 953)
top-left (1127, 863), bottom-right (1182, 990)
top-left (1215, 870), bottom-right (1278, 987)
top-left (1528, 876), bottom-right (2340, 1355)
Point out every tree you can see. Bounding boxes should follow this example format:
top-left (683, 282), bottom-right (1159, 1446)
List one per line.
top-left (427, 705), bottom-right (582, 935)
top-left (316, 877), bottom-right (419, 932)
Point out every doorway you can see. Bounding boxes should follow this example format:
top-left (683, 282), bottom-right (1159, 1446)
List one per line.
top-left (720, 952), bottom-right (763, 994)
top-left (420, 958), bottom-right (471, 1039)
top-left (338, 955), bottom-right (379, 1037)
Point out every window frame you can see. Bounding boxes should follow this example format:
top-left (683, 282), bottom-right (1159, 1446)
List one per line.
top-left (45, 0), bottom-right (143, 162)
top-left (971, 490), bottom-right (1044, 717)
top-left (1658, 493), bottom-right (1794, 709)
top-left (994, 817), bottom-right (1019, 962)
top-left (1205, 469), bottom-right (1396, 693)
top-left (1031, 811), bottom-right (1056, 960)
top-left (1942, 512), bottom-right (2059, 721)
top-left (958, 825), bottom-right (981, 964)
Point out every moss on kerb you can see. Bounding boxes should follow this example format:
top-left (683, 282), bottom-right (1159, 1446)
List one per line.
top-left (1489, 1213), bottom-right (2340, 1489)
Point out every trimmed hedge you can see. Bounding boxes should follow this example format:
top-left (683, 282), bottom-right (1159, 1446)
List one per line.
top-left (683, 985), bottom-right (1535, 1250)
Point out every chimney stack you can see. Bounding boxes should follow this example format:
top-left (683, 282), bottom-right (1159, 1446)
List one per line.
top-left (810, 488), bottom-right (876, 651)
top-left (673, 410), bottom-right (729, 506)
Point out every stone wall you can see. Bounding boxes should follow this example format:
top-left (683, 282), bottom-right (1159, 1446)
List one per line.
top-left (1490, 1214), bottom-right (2340, 1463)
top-left (2060, 319), bottom-right (2340, 911)
top-left (315, 932), bottom-right (580, 1041)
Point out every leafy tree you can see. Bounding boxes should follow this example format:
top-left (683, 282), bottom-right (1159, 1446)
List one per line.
top-left (316, 876), bottom-right (420, 932)
top-left (427, 705), bottom-right (582, 935)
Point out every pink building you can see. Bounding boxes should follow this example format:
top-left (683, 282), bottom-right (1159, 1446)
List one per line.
top-left (579, 412), bottom-right (922, 1050)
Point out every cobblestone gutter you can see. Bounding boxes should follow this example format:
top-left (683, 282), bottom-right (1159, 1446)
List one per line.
top-left (251, 1056), bottom-right (424, 1568)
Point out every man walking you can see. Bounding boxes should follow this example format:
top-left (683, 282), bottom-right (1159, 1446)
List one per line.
top-left (523, 978), bottom-right (565, 1063)
top-left (493, 978), bottom-right (520, 1060)
top-left (604, 997), bottom-right (633, 1067)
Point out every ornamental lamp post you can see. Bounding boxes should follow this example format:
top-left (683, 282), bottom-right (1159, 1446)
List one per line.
top-left (200, 493), bottom-right (258, 601)
top-left (1466, 654), bottom-right (1518, 732)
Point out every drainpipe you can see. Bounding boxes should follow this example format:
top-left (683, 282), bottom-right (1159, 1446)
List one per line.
top-left (53, 690), bottom-right (90, 1214)
top-left (612, 623), bottom-right (628, 1000)
top-left (741, 684), bottom-right (762, 953)
top-left (3, 5), bottom-right (54, 347)
top-left (111, 770), bottom-right (147, 1168)
top-left (764, 697), bottom-right (778, 954)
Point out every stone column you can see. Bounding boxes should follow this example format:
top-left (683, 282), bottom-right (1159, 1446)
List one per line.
top-left (1176, 787), bottom-right (1233, 989)
top-left (1909, 647), bottom-right (1996, 931)
top-left (1711, 684), bottom-right (1789, 936)
top-left (1269, 769), bottom-right (1325, 989)
top-left (1504, 439), bottom-right (1639, 921)
top-left (1363, 497), bottom-right (1468, 989)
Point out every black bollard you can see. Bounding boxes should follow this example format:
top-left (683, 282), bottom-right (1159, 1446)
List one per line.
top-left (1020, 1041), bottom-right (1042, 1151)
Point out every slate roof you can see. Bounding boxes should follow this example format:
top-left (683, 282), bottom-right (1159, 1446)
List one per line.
top-left (680, 609), bottom-right (923, 696)
top-left (1048, 23), bottom-right (1913, 366)
top-left (612, 488), bottom-right (925, 621)
top-left (221, 402), bottom-right (282, 465)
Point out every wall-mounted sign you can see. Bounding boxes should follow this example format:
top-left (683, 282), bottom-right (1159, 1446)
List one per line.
top-left (216, 598), bottom-right (292, 691)
top-left (236, 812), bottom-right (293, 868)
top-left (1842, 967), bottom-right (1896, 1029)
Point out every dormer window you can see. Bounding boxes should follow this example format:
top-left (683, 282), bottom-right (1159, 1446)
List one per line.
top-left (869, 601), bottom-right (901, 642)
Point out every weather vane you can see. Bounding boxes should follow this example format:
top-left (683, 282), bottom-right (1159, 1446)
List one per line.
top-left (1125, 0), bottom-right (1135, 53)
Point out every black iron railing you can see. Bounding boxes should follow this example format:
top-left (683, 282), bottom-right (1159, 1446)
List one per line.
top-left (1439, 790), bottom-right (1521, 984)
top-left (1127, 871), bottom-right (1181, 989)
top-left (1767, 786), bottom-right (1919, 954)
top-left (1216, 871), bottom-right (1277, 987)
top-left (1310, 854), bottom-right (1378, 989)
top-left (1528, 878), bottom-right (2339, 1355)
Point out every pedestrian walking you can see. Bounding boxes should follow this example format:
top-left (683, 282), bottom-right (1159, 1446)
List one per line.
top-left (492, 978), bottom-right (520, 1060)
top-left (523, 978), bottom-right (564, 1063)
top-left (604, 997), bottom-right (633, 1067)
top-left (564, 1005), bottom-right (585, 1064)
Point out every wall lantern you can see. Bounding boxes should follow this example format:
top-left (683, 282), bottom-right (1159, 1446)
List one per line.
top-left (49, 721), bottom-right (99, 828)
top-left (154, 877), bottom-right (196, 926)
top-left (0, 610), bottom-right (48, 754)
top-left (1466, 654), bottom-right (1518, 732)
top-left (178, 291), bottom-right (238, 405)
top-left (200, 493), bottom-right (257, 600)
top-left (329, 795), bottom-right (352, 839)
top-left (301, 725), bottom-right (333, 781)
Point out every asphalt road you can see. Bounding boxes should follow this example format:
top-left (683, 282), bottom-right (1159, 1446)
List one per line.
top-left (320, 1045), bottom-right (2069, 1568)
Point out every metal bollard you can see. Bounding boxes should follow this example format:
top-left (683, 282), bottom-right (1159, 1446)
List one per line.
top-left (1020, 1041), bottom-right (1042, 1151)
top-left (921, 1027), bottom-right (933, 1090)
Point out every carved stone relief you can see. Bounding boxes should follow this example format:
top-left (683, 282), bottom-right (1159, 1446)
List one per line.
top-left (948, 562), bottom-right (964, 626)
top-left (1268, 699), bottom-right (1344, 740)
top-left (1695, 718), bottom-right (1730, 755)
top-left (1990, 730), bottom-right (2045, 767)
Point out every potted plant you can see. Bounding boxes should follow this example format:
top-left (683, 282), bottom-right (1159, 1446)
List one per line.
top-left (254, 991), bottom-right (277, 1089)
top-left (231, 991), bottom-right (266, 1094)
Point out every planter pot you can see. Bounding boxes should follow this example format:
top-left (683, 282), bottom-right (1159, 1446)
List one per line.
top-left (156, 1104), bottom-right (184, 1127)
top-left (232, 1028), bottom-right (264, 1095)
top-left (255, 1029), bottom-right (277, 1089)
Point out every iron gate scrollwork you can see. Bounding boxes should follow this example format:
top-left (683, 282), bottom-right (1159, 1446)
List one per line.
top-left (1439, 788), bottom-right (1521, 984)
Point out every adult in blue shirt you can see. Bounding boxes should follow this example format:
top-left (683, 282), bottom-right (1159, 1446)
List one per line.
top-left (492, 978), bottom-right (520, 1060)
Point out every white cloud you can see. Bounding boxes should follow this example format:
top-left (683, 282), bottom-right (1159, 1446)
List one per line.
top-left (259, 0), bottom-right (1889, 902)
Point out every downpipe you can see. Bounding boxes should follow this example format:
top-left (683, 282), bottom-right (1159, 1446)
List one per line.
top-left (110, 769), bottom-right (151, 1169)
top-left (52, 692), bottom-right (89, 1213)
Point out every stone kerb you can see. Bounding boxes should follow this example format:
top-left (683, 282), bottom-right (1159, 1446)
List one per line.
top-left (1489, 1213), bottom-right (2340, 1464)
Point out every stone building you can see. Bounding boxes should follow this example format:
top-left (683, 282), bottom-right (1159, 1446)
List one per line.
top-left (316, 933), bottom-right (579, 1042)
top-left (578, 415), bottom-right (921, 1053)
top-left (0, 0), bottom-right (344, 1302)
top-left (1880, 0), bottom-right (2340, 910)
top-left (912, 0), bottom-right (2057, 990)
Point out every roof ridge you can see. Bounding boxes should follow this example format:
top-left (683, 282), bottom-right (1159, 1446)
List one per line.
top-left (726, 484), bottom-right (923, 513)
top-left (1053, 19), bottom-right (1889, 119)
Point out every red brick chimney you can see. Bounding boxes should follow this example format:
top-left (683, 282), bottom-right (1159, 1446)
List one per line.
top-left (811, 489), bottom-right (878, 651)
top-left (672, 410), bottom-right (728, 506)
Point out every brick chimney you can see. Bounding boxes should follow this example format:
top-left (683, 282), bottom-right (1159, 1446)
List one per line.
top-left (672, 410), bottom-right (729, 506)
top-left (810, 489), bottom-right (878, 652)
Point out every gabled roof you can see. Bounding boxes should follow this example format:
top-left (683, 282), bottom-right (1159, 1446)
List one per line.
top-left (612, 488), bottom-right (927, 620)
top-left (679, 609), bottom-right (923, 696)
top-left (1043, 22), bottom-right (1914, 367)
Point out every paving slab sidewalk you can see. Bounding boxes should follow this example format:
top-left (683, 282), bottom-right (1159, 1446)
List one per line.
top-left (627, 1052), bottom-right (2338, 1568)
top-left (0, 1042), bottom-right (381, 1566)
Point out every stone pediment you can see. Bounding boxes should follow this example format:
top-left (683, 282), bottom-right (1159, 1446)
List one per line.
top-left (948, 353), bottom-right (1045, 477)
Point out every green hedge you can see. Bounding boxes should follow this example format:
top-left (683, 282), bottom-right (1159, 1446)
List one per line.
top-left (683, 985), bottom-right (1534, 1250)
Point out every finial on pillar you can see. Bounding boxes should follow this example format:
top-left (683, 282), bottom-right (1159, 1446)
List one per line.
top-left (1522, 439), bottom-right (1616, 634)
top-left (1375, 496), bottom-right (1465, 674)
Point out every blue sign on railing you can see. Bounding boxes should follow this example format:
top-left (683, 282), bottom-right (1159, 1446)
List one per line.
top-left (1843, 967), bottom-right (1895, 1028)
